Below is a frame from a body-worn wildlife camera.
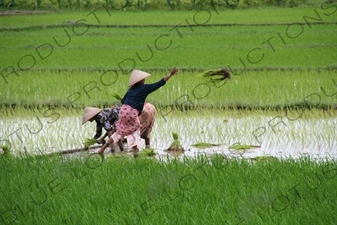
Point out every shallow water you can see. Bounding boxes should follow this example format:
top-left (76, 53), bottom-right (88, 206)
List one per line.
top-left (1, 113), bottom-right (336, 160)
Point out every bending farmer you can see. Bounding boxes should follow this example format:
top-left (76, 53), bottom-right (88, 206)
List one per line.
top-left (82, 104), bottom-right (124, 151)
top-left (98, 67), bottom-right (179, 157)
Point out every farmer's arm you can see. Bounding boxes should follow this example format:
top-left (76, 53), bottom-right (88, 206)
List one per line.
top-left (93, 123), bottom-right (103, 139)
top-left (96, 112), bottom-right (115, 144)
top-left (145, 68), bottom-right (179, 94)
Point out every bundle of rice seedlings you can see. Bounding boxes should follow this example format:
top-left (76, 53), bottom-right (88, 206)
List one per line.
top-left (84, 138), bottom-right (97, 148)
top-left (166, 132), bottom-right (184, 151)
top-left (200, 68), bottom-right (231, 81)
top-left (112, 92), bottom-right (123, 101)
top-left (139, 149), bottom-right (156, 157)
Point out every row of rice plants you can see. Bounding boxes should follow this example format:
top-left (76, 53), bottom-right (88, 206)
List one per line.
top-left (0, 154), bottom-right (336, 224)
top-left (1, 6), bottom-right (335, 30)
top-left (1, 23), bottom-right (336, 70)
top-left (1, 69), bottom-right (336, 109)
top-left (158, 69), bottom-right (337, 109)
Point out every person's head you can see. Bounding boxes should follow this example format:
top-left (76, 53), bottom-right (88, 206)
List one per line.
top-left (128, 70), bottom-right (151, 87)
top-left (82, 107), bottom-right (101, 125)
top-left (139, 79), bottom-right (145, 84)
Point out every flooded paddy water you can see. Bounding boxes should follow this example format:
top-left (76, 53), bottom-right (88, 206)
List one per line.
top-left (1, 111), bottom-right (336, 160)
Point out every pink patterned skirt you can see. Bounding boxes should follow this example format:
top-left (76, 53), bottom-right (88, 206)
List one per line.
top-left (115, 104), bottom-right (141, 136)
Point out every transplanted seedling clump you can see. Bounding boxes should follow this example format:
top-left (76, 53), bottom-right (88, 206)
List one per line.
top-left (166, 132), bottom-right (184, 151)
top-left (229, 144), bottom-right (260, 150)
top-left (192, 142), bottom-right (222, 149)
top-left (139, 149), bottom-right (156, 157)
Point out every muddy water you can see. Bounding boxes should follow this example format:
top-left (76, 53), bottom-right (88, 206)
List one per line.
top-left (1, 114), bottom-right (336, 160)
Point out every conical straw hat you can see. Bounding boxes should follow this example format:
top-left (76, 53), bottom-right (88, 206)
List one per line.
top-left (82, 107), bottom-right (101, 124)
top-left (129, 70), bottom-right (151, 87)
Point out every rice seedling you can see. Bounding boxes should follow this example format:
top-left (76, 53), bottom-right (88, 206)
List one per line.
top-left (1, 69), bottom-right (335, 110)
top-left (83, 138), bottom-right (98, 148)
top-left (229, 144), bottom-right (261, 150)
top-left (2, 23), bottom-right (336, 71)
top-left (139, 148), bottom-right (156, 157)
top-left (165, 132), bottom-right (184, 151)
top-left (199, 68), bottom-right (231, 81)
top-left (191, 142), bottom-right (223, 148)
top-left (111, 92), bottom-right (123, 102)
top-left (0, 6), bottom-right (332, 30)
top-left (251, 155), bottom-right (278, 162)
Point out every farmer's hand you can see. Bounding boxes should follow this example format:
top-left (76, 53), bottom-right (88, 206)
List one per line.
top-left (170, 67), bottom-right (178, 76)
top-left (165, 67), bottom-right (178, 82)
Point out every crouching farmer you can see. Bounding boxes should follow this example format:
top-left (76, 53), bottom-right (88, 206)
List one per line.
top-left (82, 105), bottom-right (124, 152)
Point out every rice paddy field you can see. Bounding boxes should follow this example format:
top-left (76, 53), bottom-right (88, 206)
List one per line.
top-left (1, 2), bottom-right (337, 224)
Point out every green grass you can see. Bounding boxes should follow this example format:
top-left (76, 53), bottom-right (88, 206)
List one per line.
top-left (0, 154), bottom-right (336, 224)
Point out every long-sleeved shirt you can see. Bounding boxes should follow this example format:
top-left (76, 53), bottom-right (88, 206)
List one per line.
top-left (93, 106), bottom-right (120, 139)
top-left (122, 78), bottom-right (166, 114)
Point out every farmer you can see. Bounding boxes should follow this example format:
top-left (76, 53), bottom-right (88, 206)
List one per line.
top-left (98, 67), bottom-right (179, 157)
top-left (82, 104), bottom-right (124, 151)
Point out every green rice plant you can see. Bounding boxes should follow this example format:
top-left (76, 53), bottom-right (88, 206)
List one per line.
top-left (0, 0), bottom-right (320, 10)
top-left (0, 7), bottom-right (334, 29)
top-left (111, 92), bottom-right (123, 102)
top-left (1, 10), bottom-right (336, 109)
top-left (1, 16), bottom-right (336, 71)
top-left (83, 138), bottom-right (97, 148)
top-left (191, 142), bottom-right (223, 148)
top-left (229, 144), bottom-right (261, 150)
top-left (139, 148), bottom-right (156, 157)
top-left (3, 69), bottom-right (336, 110)
top-left (166, 132), bottom-right (184, 151)
top-left (199, 68), bottom-right (231, 81)
top-left (251, 155), bottom-right (278, 162)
